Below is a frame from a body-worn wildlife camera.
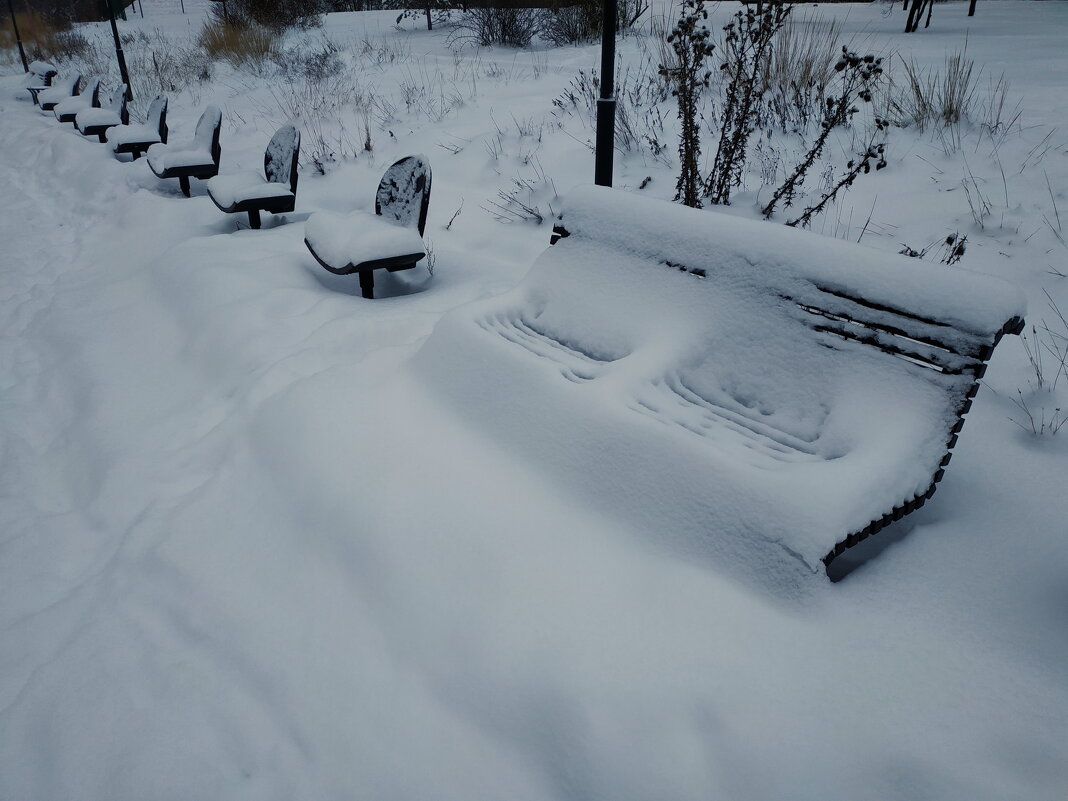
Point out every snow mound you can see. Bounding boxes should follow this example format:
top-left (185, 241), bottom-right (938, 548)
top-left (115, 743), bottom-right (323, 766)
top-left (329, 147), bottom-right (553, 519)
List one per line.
top-left (414, 186), bottom-right (1025, 582)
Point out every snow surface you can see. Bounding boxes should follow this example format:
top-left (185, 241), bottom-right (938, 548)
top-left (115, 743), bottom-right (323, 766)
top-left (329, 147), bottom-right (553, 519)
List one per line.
top-left (2, 2), bottom-right (1067, 799)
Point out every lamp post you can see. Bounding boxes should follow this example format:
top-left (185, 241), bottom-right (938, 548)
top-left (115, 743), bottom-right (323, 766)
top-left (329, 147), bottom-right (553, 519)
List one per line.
top-left (593, 0), bottom-right (616, 186)
top-left (6, 0), bottom-right (29, 73)
top-left (104, 0), bottom-right (133, 101)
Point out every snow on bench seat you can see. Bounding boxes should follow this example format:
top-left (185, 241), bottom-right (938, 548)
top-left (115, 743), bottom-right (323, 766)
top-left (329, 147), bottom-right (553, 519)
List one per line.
top-left (413, 185), bottom-right (1025, 584)
top-left (304, 211), bottom-right (425, 269)
top-left (36, 73), bottom-right (80, 111)
top-left (53, 78), bottom-right (100, 123)
top-left (207, 171), bottom-right (294, 207)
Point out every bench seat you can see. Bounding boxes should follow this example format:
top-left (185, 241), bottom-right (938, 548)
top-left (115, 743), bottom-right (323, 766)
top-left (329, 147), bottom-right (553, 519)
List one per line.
top-left (413, 185), bottom-right (1025, 583)
top-left (207, 171), bottom-right (294, 208)
top-left (109, 123), bottom-right (161, 151)
top-left (147, 105), bottom-right (222, 196)
top-left (304, 210), bottom-right (425, 274)
top-left (53, 81), bottom-right (98, 123)
top-left (76, 106), bottom-right (121, 132)
top-left (36, 74), bottom-right (80, 111)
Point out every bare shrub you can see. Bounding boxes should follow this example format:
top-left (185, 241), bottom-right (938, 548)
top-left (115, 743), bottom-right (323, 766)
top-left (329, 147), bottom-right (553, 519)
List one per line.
top-left (704, 1), bottom-right (791, 206)
top-left (199, 19), bottom-right (279, 71)
top-left (1010, 292), bottom-right (1068, 436)
top-left (212, 0), bottom-right (324, 31)
top-left (661, 0), bottom-right (714, 208)
top-left (760, 11), bottom-right (843, 133)
top-left (448, 6), bottom-right (541, 49)
top-left (763, 49), bottom-right (884, 219)
top-left (0, 10), bottom-right (86, 61)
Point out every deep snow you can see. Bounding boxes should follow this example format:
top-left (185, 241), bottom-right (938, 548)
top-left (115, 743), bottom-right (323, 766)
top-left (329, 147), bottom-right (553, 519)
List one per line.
top-left (1, 2), bottom-right (1067, 799)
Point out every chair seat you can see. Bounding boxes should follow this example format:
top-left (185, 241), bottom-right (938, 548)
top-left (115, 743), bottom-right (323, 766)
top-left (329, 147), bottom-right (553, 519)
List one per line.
top-left (108, 124), bottom-right (161, 149)
top-left (304, 210), bottom-right (425, 273)
top-left (76, 107), bottom-right (121, 132)
top-left (206, 171), bottom-right (294, 211)
top-left (147, 143), bottom-right (215, 176)
top-left (53, 95), bottom-right (93, 121)
top-left (37, 85), bottom-right (74, 109)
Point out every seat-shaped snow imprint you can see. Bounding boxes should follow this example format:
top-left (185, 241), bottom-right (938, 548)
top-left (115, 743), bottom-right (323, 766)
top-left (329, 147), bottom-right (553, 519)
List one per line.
top-left (413, 186), bottom-right (1025, 584)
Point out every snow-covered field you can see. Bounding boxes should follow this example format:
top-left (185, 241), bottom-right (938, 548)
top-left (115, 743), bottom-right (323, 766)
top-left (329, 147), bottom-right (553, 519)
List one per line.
top-left (1, 1), bottom-right (1066, 798)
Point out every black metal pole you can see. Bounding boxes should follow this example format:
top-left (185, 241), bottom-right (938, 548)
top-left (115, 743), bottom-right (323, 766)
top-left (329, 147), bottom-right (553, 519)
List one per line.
top-left (968, 0), bottom-right (976, 15)
top-left (7, 0), bottom-right (29, 73)
top-left (138, 0), bottom-right (144, 19)
top-left (594, 0), bottom-right (616, 187)
top-left (104, 0), bottom-right (133, 101)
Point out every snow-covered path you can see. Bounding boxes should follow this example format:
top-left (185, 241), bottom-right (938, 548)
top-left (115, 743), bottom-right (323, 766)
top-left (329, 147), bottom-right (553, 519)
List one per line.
top-left (2, 4), bottom-right (1068, 798)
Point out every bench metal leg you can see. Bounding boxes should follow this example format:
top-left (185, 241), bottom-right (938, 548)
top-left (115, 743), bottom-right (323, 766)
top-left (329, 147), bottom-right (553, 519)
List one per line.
top-left (359, 269), bottom-right (375, 299)
top-left (178, 175), bottom-right (190, 197)
top-left (247, 209), bottom-right (261, 229)
top-left (97, 132), bottom-right (107, 143)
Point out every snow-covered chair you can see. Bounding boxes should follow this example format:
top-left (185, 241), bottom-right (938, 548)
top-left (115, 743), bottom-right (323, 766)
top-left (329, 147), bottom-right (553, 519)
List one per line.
top-left (53, 77), bottom-right (101, 124)
top-left (35, 73), bottom-right (80, 112)
top-left (206, 124), bottom-right (300, 229)
top-left (414, 185), bottom-right (1026, 582)
top-left (147, 105), bottom-right (222, 197)
top-left (108, 94), bottom-right (168, 159)
top-left (24, 61), bottom-right (58, 105)
top-left (304, 155), bottom-right (431, 299)
top-left (76, 84), bottom-right (129, 142)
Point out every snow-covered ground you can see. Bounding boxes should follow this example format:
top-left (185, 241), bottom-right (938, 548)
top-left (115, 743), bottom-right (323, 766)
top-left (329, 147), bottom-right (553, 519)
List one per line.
top-left (1, 2), bottom-right (1067, 798)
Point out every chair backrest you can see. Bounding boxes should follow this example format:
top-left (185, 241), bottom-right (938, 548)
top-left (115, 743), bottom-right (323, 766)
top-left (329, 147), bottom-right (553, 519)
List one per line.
top-left (264, 124), bottom-right (300, 195)
top-left (375, 155), bottom-right (431, 236)
top-left (193, 105), bottom-right (223, 166)
top-left (147, 95), bottom-right (169, 144)
top-left (64, 73), bottom-right (82, 96)
top-left (111, 84), bottom-right (129, 124)
top-left (85, 78), bottom-right (101, 107)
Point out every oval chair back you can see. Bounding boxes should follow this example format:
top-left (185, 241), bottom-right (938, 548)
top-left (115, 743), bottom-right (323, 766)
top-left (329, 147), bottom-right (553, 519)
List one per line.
top-left (375, 155), bottom-right (431, 236)
top-left (147, 95), bottom-right (169, 144)
top-left (109, 84), bottom-right (130, 125)
top-left (194, 106), bottom-right (223, 167)
top-left (85, 77), bottom-right (102, 107)
top-left (264, 124), bottom-right (300, 195)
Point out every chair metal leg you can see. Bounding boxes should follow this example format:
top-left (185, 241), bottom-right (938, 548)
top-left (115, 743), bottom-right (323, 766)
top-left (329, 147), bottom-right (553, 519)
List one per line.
top-left (359, 269), bottom-right (375, 299)
top-left (247, 209), bottom-right (261, 229)
top-left (178, 175), bottom-right (190, 197)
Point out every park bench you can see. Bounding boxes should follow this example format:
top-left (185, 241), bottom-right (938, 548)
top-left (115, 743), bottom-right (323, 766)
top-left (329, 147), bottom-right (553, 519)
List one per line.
top-left (35, 73), bottom-right (80, 112)
top-left (304, 155), bottom-right (431, 299)
top-left (414, 185), bottom-right (1025, 581)
top-left (108, 95), bottom-right (168, 159)
top-left (53, 77), bottom-right (100, 124)
top-left (147, 105), bottom-right (222, 197)
top-left (76, 84), bottom-right (129, 142)
top-left (206, 124), bottom-right (300, 229)
top-left (25, 61), bottom-right (58, 105)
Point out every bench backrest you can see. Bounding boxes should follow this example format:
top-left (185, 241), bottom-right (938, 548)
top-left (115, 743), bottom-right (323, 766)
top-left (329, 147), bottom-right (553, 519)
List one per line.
top-left (82, 77), bottom-right (101, 107)
top-left (193, 105), bottom-right (223, 166)
top-left (264, 124), bottom-right (300, 194)
top-left (59, 73), bottom-right (81, 97)
top-left (105, 84), bottom-right (129, 124)
top-left (375, 155), bottom-right (431, 236)
top-left (147, 95), bottom-right (169, 144)
top-left (29, 61), bottom-right (57, 84)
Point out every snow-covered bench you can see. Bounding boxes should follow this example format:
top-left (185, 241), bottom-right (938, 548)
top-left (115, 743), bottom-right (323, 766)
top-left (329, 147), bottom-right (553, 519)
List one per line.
top-left (35, 73), bottom-right (80, 112)
top-left (206, 124), bottom-right (300, 229)
top-left (414, 186), bottom-right (1025, 581)
top-left (108, 95), bottom-right (168, 159)
top-left (54, 77), bottom-right (100, 124)
top-left (147, 105), bottom-right (222, 197)
top-left (24, 61), bottom-right (58, 105)
top-left (304, 155), bottom-right (431, 299)
top-left (76, 84), bottom-right (129, 142)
